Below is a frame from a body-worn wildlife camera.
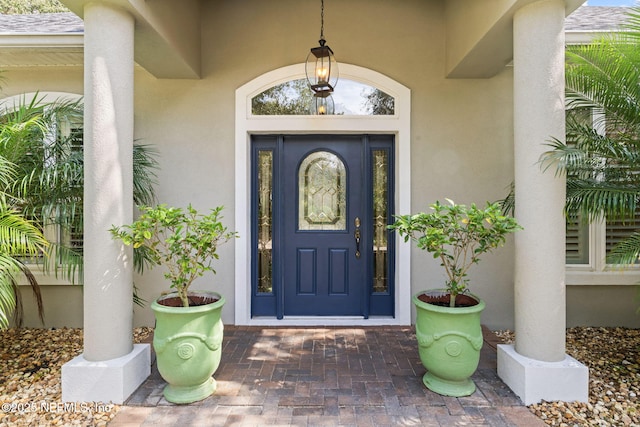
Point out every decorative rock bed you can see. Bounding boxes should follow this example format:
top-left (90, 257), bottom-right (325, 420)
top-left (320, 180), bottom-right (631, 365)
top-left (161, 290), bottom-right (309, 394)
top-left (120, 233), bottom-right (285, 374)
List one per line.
top-left (497, 327), bottom-right (639, 426)
top-left (0, 327), bottom-right (151, 426)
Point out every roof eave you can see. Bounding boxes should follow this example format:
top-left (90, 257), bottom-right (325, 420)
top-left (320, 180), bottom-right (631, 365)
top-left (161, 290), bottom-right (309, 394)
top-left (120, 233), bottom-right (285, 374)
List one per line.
top-left (565, 30), bottom-right (619, 44)
top-left (0, 33), bottom-right (83, 48)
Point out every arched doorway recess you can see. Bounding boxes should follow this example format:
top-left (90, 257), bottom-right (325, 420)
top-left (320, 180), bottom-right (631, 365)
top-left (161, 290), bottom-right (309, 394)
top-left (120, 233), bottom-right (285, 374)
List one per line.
top-left (235, 63), bottom-right (411, 325)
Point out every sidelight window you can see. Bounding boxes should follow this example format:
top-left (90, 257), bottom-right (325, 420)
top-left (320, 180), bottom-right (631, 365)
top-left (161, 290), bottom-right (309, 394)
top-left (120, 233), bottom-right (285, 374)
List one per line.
top-left (372, 149), bottom-right (389, 293)
top-left (257, 150), bottom-right (274, 294)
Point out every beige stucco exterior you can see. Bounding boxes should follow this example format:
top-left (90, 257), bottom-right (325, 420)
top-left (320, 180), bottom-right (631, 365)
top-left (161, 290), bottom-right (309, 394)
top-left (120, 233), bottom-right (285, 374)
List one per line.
top-left (3, 0), bottom-right (638, 333)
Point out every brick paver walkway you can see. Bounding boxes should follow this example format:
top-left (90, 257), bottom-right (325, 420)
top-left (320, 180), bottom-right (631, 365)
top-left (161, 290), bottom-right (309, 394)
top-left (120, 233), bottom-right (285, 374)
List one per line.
top-left (108, 326), bottom-right (544, 426)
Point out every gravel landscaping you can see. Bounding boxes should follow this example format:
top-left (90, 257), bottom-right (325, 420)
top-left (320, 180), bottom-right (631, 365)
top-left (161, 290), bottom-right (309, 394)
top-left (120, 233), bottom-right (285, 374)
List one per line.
top-left (0, 326), bottom-right (638, 426)
top-left (497, 327), bottom-right (640, 426)
top-left (0, 327), bottom-right (152, 427)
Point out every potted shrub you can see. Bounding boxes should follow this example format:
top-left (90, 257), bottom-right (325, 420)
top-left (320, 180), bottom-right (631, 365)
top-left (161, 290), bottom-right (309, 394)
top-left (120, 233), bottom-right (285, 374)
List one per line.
top-left (110, 204), bottom-right (237, 404)
top-left (390, 199), bottom-right (521, 396)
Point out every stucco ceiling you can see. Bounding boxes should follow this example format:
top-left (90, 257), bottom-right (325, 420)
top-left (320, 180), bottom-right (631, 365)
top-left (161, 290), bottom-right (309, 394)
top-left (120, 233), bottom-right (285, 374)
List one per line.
top-left (0, 33), bottom-right (82, 68)
top-left (0, 0), bottom-right (602, 78)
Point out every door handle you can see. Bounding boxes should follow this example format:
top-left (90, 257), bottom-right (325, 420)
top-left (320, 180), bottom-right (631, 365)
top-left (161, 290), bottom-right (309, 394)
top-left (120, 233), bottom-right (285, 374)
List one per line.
top-left (354, 217), bottom-right (361, 259)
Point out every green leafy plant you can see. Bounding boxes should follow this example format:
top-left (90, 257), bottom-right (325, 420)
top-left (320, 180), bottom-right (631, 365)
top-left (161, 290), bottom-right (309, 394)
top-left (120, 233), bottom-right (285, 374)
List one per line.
top-left (390, 199), bottom-right (521, 307)
top-left (0, 91), bottom-right (158, 325)
top-left (0, 0), bottom-right (69, 14)
top-left (110, 204), bottom-right (238, 308)
top-left (0, 203), bottom-right (49, 328)
top-left (540, 7), bottom-right (640, 267)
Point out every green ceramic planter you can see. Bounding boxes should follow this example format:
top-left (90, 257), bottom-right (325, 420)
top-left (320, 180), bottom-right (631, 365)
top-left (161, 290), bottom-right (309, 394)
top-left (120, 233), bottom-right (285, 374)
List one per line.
top-left (413, 290), bottom-right (485, 397)
top-left (151, 291), bottom-right (225, 404)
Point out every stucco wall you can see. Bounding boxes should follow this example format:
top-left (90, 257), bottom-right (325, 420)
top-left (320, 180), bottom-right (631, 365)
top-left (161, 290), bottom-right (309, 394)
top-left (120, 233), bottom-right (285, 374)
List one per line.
top-left (130, 0), bottom-right (516, 329)
top-left (5, 0), bottom-right (639, 330)
top-left (568, 286), bottom-right (640, 328)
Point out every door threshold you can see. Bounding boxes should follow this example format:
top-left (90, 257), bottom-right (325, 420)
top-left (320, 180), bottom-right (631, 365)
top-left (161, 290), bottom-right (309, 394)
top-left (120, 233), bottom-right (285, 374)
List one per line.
top-left (241, 316), bottom-right (407, 327)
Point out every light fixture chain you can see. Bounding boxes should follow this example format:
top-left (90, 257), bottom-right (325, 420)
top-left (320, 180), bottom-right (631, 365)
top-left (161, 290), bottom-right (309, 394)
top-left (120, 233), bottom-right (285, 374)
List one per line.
top-left (320, 0), bottom-right (324, 40)
top-left (306, 0), bottom-right (338, 114)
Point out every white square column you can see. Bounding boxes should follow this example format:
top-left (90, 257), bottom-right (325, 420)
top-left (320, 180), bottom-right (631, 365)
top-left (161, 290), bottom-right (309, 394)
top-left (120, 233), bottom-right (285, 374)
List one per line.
top-left (498, 344), bottom-right (588, 405)
top-left (62, 344), bottom-right (150, 404)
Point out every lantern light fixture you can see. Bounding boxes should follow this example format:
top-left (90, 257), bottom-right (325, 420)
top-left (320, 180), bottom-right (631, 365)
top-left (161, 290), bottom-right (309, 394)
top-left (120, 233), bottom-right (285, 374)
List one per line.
top-left (306, 0), bottom-right (339, 97)
top-left (312, 90), bottom-right (335, 116)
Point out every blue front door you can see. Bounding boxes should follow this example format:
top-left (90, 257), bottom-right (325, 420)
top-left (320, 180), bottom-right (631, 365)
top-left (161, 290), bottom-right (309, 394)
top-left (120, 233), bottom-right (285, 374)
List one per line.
top-left (282, 136), bottom-right (364, 316)
top-left (251, 135), bottom-right (395, 318)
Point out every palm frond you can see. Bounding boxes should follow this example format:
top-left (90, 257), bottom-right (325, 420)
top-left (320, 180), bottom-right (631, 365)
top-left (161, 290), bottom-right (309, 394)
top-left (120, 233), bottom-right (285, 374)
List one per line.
top-left (566, 39), bottom-right (640, 130)
top-left (0, 255), bottom-right (43, 328)
top-left (542, 138), bottom-right (588, 176)
top-left (607, 231), bottom-right (640, 265)
top-left (133, 143), bottom-right (159, 206)
top-left (498, 182), bottom-right (515, 216)
top-left (0, 92), bottom-right (159, 321)
top-left (0, 207), bottom-right (47, 328)
top-left (541, 7), bottom-right (640, 238)
top-left (9, 261), bottom-right (43, 327)
top-left (565, 179), bottom-right (639, 221)
top-left (0, 154), bottom-right (16, 191)
top-left (0, 207), bottom-right (48, 256)
top-left (133, 282), bottom-right (147, 307)
top-left (0, 257), bottom-right (18, 328)
top-left (40, 243), bottom-right (83, 283)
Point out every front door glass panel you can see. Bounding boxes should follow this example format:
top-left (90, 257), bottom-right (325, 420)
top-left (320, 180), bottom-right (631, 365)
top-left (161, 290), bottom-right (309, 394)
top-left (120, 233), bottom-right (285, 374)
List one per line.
top-left (298, 151), bottom-right (346, 231)
top-left (372, 149), bottom-right (389, 293)
top-left (257, 150), bottom-right (274, 293)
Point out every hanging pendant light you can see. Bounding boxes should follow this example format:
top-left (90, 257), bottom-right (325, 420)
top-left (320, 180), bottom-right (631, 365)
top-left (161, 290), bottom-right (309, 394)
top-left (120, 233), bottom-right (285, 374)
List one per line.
top-left (312, 90), bottom-right (335, 115)
top-left (306, 0), bottom-right (339, 104)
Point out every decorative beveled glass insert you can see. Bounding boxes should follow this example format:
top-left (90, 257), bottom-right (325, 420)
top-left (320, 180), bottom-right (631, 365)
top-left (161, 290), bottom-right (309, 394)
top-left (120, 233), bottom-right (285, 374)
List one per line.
top-left (257, 150), bottom-right (274, 293)
top-left (299, 151), bottom-right (346, 231)
top-left (372, 149), bottom-right (389, 293)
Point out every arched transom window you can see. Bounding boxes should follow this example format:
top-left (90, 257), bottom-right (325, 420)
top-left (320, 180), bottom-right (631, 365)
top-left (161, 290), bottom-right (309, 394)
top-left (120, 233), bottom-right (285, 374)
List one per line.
top-left (251, 78), bottom-right (395, 116)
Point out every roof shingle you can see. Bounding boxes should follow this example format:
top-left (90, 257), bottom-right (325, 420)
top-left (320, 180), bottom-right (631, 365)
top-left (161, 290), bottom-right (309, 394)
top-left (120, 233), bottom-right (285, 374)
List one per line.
top-left (0, 6), bottom-right (633, 36)
top-left (566, 6), bottom-right (631, 31)
top-left (0, 12), bottom-right (83, 34)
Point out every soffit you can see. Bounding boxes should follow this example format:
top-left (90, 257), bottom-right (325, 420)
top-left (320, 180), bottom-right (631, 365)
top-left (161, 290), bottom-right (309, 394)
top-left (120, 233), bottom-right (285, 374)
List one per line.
top-left (0, 13), bottom-right (83, 68)
top-left (0, 1), bottom-right (630, 78)
top-left (0, 47), bottom-right (83, 68)
top-left (445, 0), bottom-right (585, 78)
top-left (60, 0), bottom-right (201, 79)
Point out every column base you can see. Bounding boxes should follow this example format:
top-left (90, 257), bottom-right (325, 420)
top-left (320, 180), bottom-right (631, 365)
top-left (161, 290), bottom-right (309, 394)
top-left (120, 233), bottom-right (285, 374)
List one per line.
top-left (497, 344), bottom-right (588, 405)
top-left (62, 344), bottom-right (150, 404)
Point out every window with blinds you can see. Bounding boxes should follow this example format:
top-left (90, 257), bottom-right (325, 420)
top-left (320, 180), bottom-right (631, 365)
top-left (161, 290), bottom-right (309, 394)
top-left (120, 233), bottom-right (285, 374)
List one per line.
top-left (605, 210), bottom-right (640, 264)
top-left (58, 125), bottom-right (84, 257)
top-left (566, 215), bottom-right (589, 264)
top-left (563, 106), bottom-right (640, 267)
top-left (564, 108), bottom-right (592, 265)
top-left (567, 215), bottom-right (640, 266)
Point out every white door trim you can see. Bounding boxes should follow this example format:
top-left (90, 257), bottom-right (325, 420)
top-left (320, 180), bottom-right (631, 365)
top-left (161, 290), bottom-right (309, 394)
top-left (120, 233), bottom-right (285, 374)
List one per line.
top-left (234, 63), bottom-right (411, 325)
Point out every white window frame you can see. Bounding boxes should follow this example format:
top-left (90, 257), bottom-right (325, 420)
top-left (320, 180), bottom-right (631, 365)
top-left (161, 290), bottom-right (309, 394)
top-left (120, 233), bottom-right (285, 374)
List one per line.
top-left (566, 109), bottom-right (640, 286)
